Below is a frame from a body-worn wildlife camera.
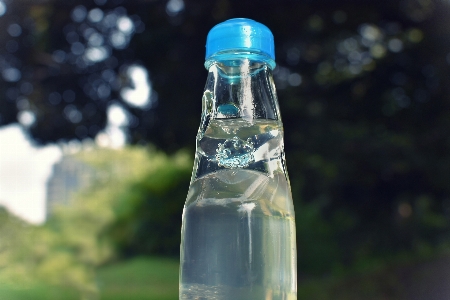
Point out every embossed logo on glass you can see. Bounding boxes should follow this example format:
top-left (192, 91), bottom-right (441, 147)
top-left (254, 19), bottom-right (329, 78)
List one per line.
top-left (215, 136), bottom-right (255, 168)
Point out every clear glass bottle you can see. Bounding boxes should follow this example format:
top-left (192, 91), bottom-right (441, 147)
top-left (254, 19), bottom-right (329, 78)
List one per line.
top-left (179, 18), bottom-right (297, 300)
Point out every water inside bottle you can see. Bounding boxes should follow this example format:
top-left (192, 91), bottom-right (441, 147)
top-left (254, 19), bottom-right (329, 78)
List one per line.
top-left (179, 119), bottom-right (297, 300)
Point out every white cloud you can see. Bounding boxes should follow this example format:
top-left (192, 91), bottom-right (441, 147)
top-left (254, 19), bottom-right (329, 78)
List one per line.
top-left (0, 124), bottom-right (61, 224)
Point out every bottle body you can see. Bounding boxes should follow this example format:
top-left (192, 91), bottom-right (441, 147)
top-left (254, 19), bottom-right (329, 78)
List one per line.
top-left (180, 57), bottom-right (297, 300)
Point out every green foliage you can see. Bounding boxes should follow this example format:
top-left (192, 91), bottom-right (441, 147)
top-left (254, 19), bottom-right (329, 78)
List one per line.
top-left (0, 146), bottom-right (191, 299)
top-left (0, 0), bottom-right (449, 285)
top-left (106, 149), bottom-right (192, 256)
top-left (295, 199), bottom-right (343, 275)
top-left (0, 206), bottom-right (91, 298)
top-left (0, 1), bottom-right (448, 294)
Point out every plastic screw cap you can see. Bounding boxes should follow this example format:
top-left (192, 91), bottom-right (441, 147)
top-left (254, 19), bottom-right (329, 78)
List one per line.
top-left (205, 18), bottom-right (275, 60)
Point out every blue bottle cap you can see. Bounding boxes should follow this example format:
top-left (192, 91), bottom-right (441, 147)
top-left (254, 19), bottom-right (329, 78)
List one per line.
top-left (205, 18), bottom-right (275, 61)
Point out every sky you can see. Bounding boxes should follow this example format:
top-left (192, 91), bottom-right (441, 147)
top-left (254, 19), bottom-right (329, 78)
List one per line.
top-left (0, 124), bottom-right (61, 224)
top-left (0, 103), bottom-right (131, 225)
top-left (0, 65), bottom-right (147, 225)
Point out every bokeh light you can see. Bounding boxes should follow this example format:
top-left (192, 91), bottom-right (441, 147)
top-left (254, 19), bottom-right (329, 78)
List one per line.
top-left (0, 0), bottom-right (6, 17)
top-left (120, 64), bottom-right (152, 108)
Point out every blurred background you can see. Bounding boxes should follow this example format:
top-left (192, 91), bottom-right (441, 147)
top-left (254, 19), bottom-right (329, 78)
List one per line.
top-left (0, 0), bottom-right (449, 299)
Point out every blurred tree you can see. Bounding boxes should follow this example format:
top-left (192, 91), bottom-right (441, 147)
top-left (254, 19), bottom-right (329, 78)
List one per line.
top-left (1, 0), bottom-right (450, 276)
top-left (0, 145), bottom-right (190, 298)
top-left (0, 205), bottom-right (96, 298)
top-left (107, 150), bottom-right (191, 257)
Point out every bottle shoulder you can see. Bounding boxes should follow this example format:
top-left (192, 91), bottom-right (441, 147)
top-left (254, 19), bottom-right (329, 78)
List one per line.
top-left (186, 169), bottom-right (294, 218)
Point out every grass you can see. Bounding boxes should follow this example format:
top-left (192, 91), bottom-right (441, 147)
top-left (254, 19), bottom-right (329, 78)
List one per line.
top-left (98, 256), bottom-right (400, 300)
top-left (0, 284), bottom-right (79, 300)
top-left (98, 256), bottom-right (179, 300)
top-left (2, 254), bottom-right (447, 299)
top-left (0, 256), bottom-right (179, 300)
top-left (0, 256), bottom-right (403, 300)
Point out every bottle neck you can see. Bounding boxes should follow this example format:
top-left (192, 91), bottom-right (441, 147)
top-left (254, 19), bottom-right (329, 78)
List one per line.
top-left (202, 55), bottom-right (280, 124)
top-left (205, 50), bottom-right (276, 70)
top-left (192, 54), bottom-right (288, 182)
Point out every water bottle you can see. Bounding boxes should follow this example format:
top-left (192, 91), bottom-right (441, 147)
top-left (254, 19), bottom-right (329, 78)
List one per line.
top-left (179, 18), bottom-right (297, 300)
